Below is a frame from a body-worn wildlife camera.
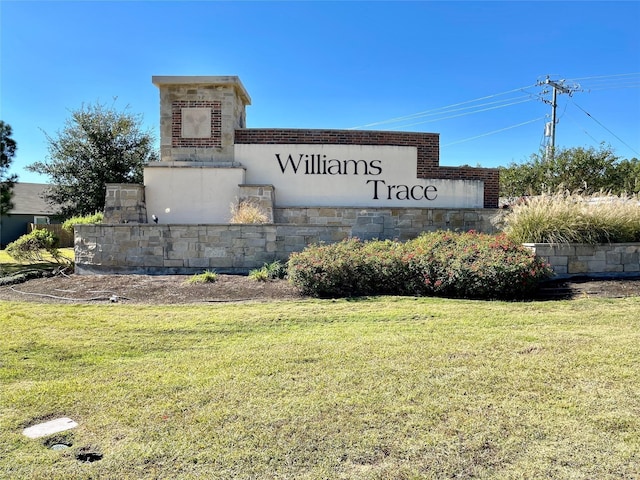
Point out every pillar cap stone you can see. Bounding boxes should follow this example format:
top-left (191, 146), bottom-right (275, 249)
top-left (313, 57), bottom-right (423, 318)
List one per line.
top-left (152, 75), bottom-right (251, 105)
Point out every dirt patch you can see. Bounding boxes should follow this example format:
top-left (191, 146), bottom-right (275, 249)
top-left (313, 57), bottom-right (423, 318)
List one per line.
top-left (0, 273), bottom-right (639, 304)
top-left (0, 274), bottom-right (304, 304)
top-left (535, 277), bottom-right (640, 300)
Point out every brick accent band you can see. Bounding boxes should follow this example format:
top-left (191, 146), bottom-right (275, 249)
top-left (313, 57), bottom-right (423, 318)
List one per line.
top-left (234, 128), bottom-right (498, 208)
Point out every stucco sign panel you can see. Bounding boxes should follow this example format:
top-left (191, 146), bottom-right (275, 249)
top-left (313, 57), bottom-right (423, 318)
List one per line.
top-left (235, 144), bottom-right (484, 208)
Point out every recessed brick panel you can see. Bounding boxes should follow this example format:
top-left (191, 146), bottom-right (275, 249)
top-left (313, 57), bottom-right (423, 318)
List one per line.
top-left (172, 101), bottom-right (222, 148)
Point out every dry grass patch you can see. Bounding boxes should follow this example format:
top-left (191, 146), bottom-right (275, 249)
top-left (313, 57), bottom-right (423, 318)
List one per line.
top-left (229, 198), bottom-right (269, 224)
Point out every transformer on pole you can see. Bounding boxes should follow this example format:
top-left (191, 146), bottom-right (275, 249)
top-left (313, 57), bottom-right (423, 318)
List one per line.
top-left (538, 76), bottom-right (580, 160)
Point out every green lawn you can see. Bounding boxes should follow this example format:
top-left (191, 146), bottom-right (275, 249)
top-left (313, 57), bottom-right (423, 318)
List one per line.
top-left (1, 297), bottom-right (639, 479)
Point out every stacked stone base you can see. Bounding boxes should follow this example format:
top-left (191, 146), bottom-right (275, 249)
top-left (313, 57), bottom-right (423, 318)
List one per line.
top-left (75, 207), bottom-right (500, 275)
top-left (524, 243), bottom-right (640, 278)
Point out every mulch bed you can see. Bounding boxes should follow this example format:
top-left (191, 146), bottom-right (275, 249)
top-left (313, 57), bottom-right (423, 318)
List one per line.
top-left (0, 273), bottom-right (639, 304)
top-left (535, 276), bottom-right (640, 300)
top-left (0, 274), bottom-right (304, 304)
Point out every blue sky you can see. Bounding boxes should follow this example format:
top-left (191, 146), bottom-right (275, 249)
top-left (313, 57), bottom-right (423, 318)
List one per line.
top-left (1, 1), bottom-right (639, 184)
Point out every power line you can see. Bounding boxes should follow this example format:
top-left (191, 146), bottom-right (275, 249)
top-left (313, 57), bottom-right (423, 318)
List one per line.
top-left (538, 73), bottom-right (640, 94)
top-left (571, 100), bottom-right (640, 156)
top-left (580, 79), bottom-right (640, 87)
top-left (567, 72), bottom-right (640, 82)
top-left (442, 117), bottom-right (546, 147)
top-left (563, 110), bottom-right (601, 145)
top-left (586, 84), bottom-right (640, 90)
top-left (346, 75), bottom-right (638, 156)
top-left (386, 98), bottom-right (534, 130)
top-left (348, 84), bottom-right (537, 129)
top-left (353, 94), bottom-right (533, 128)
top-left (382, 94), bottom-right (532, 123)
top-left (564, 73), bottom-right (640, 92)
top-left (578, 77), bottom-right (640, 85)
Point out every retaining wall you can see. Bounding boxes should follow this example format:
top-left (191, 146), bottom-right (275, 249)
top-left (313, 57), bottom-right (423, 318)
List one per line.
top-left (274, 207), bottom-right (498, 241)
top-left (75, 207), bottom-right (500, 275)
top-left (524, 242), bottom-right (640, 278)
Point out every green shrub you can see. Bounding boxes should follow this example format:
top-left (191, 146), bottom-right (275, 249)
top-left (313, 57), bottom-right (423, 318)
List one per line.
top-left (264, 260), bottom-right (287, 279)
top-left (404, 231), bottom-right (553, 299)
top-left (5, 229), bottom-right (66, 264)
top-left (186, 270), bottom-right (218, 284)
top-left (288, 232), bottom-right (553, 299)
top-left (287, 238), bottom-right (417, 297)
top-left (502, 191), bottom-right (640, 244)
top-left (288, 238), bottom-right (380, 297)
top-left (248, 268), bottom-right (269, 282)
top-left (62, 212), bottom-right (104, 233)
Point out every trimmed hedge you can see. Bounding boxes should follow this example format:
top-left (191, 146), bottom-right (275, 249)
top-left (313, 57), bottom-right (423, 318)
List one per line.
top-left (62, 212), bottom-right (104, 233)
top-left (288, 231), bottom-right (553, 299)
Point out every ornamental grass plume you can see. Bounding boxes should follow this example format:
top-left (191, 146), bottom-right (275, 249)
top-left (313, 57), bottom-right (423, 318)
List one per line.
top-left (502, 190), bottom-right (640, 244)
top-left (229, 199), bottom-right (269, 224)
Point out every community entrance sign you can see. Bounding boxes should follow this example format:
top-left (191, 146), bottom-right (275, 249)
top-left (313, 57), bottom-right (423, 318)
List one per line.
top-left (89, 76), bottom-right (499, 275)
top-left (141, 76), bottom-right (496, 224)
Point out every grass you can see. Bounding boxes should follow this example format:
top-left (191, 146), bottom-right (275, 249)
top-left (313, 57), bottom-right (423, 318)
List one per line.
top-left (229, 198), bottom-right (269, 224)
top-left (0, 248), bottom-right (74, 276)
top-left (248, 267), bottom-right (269, 281)
top-left (502, 191), bottom-right (640, 244)
top-left (185, 270), bottom-right (218, 284)
top-left (1, 296), bottom-right (639, 479)
top-left (249, 261), bottom-right (287, 282)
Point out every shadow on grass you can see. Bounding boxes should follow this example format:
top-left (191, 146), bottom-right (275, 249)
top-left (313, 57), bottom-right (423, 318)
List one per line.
top-left (0, 262), bottom-right (59, 276)
top-left (337, 291), bottom-right (562, 303)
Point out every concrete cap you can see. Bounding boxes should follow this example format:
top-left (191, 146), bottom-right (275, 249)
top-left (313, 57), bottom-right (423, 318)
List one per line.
top-left (152, 76), bottom-right (251, 105)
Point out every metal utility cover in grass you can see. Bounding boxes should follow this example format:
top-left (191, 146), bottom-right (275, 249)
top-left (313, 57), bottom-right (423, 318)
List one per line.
top-left (22, 418), bottom-right (78, 439)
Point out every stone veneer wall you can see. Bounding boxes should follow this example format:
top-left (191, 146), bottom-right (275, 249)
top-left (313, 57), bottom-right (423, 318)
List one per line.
top-left (103, 184), bottom-right (147, 224)
top-left (234, 129), bottom-right (499, 208)
top-left (75, 223), bottom-right (350, 274)
top-left (75, 207), bottom-right (500, 274)
top-left (238, 184), bottom-right (275, 223)
top-left (274, 207), bottom-right (498, 241)
top-left (525, 243), bottom-right (640, 278)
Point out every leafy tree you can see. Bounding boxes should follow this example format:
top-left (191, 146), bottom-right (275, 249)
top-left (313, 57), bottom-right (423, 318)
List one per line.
top-left (28, 102), bottom-right (158, 216)
top-left (499, 145), bottom-right (639, 197)
top-left (0, 120), bottom-right (18, 215)
top-left (613, 157), bottom-right (640, 194)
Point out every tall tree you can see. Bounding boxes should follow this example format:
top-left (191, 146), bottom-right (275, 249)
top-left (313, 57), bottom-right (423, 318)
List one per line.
top-left (28, 102), bottom-right (158, 216)
top-left (0, 121), bottom-right (18, 215)
top-left (499, 145), bottom-right (638, 197)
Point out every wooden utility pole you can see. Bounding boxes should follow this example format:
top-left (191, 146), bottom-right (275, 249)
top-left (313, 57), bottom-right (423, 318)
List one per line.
top-left (539, 76), bottom-right (580, 160)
